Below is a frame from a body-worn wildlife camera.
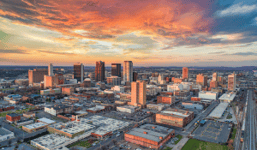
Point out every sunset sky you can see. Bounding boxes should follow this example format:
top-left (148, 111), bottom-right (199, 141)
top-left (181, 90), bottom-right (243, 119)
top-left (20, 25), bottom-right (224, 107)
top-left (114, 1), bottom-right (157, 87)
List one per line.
top-left (0, 0), bottom-right (257, 66)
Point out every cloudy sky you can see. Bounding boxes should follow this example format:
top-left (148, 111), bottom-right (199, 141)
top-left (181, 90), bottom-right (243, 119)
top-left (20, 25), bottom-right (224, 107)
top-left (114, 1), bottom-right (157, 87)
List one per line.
top-left (0, 0), bottom-right (257, 66)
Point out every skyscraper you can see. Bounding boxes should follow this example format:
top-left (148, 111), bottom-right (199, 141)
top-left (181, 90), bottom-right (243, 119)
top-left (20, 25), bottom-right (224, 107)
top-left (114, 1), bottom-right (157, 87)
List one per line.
top-left (196, 74), bottom-right (207, 86)
top-left (28, 69), bottom-right (48, 85)
top-left (129, 80), bottom-right (146, 107)
top-left (95, 61), bottom-right (105, 82)
top-left (111, 63), bottom-right (121, 77)
top-left (123, 61), bottom-right (133, 83)
top-left (212, 72), bottom-right (218, 81)
top-left (228, 72), bottom-right (236, 91)
top-left (74, 63), bottom-right (84, 83)
top-left (48, 63), bottom-right (53, 76)
top-left (182, 67), bottom-right (188, 79)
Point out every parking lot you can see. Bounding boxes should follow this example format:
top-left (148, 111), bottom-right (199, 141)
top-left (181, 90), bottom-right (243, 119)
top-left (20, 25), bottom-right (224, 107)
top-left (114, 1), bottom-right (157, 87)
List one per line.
top-left (192, 120), bottom-right (231, 144)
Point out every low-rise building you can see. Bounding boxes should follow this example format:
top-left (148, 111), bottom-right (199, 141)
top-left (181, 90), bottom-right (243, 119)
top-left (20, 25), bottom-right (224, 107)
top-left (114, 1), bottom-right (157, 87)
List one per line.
top-left (22, 122), bottom-right (48, 133)
top-left (37, 118), bottom-right (56, 125)
top-left (86, 105), bottom-right (105, 113)
top-left (125, 124), bottom-right (175, 149)
top-left (23, 112), bottom-right (36, 118)
top-left (116, 105), bottom-right (138, 113)
top-left (0, 128), bottom-right (15, 142)
top-left (198, 91), bottom-right (218, 100)
top-left (146, 104), bottom-right (165, 111)
top-left (219, 91), bottom-right (236, 103)
top-left (157, 95), bottom-right (175, 104)
top-left (181, 102), bottom-right (203, 110)
top-left (40, 88), bottom-right (61, 96)
top-left (44, 105), bottom-right (73, 116)
top-left (6, 113), bottom-right (21, 123)
top-left (156, 108), bottom-right (194, 127)
top-left (208, 103), bottom-right (229, 119)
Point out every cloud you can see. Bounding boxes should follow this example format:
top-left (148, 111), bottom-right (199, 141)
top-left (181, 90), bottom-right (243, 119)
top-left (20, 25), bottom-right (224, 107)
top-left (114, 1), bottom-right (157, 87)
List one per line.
top-left (217, 3), bottom-right (257, 17)
top-left (0, 49), bottom-right (28, 54)
top-left (208, 51), bottom-right (226, 54)
top-left (230, 52), bottom-right (257, 56)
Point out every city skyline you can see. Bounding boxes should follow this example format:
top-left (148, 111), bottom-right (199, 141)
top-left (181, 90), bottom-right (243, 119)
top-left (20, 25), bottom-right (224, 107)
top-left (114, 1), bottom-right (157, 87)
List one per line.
top-left (0, 0), bottom-right (257, 66)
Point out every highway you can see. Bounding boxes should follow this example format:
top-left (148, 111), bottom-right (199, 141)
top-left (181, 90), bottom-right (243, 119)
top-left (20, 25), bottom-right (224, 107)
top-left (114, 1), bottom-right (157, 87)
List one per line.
top-left (243, 90), bottom-right (256, 150)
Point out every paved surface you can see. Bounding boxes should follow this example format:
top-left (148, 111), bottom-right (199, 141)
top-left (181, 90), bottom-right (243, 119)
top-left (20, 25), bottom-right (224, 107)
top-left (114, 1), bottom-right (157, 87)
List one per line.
top-left (192, 120), bottom-right (231, 144)
top-left (243, 90), bottom-right (256, 150)
top-left (172, 137), bottom-right (189, 150)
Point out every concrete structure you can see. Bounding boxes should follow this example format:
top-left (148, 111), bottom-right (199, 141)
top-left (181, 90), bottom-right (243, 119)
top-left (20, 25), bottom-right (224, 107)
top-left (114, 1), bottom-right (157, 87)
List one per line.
top-left (111, 86), bottom-right (125, 93)
top-left (111, 63), bottom-right (121, 77)
top-left (157, 95), bottom-right (175, 105)
top-left (28, 69), bottom-right (48, 85)
top-left (125, 124), bottom-right (175, 149)
top-left (146, 104), bottom-right (165, 111)
top-left (181, 102), bottom-right (203, 110)
top-left (123, 61), bottom-right (133, 83)
top-left (0, 128), bottom-right (15, 142)
top-left (15, 79), bottom-right (29, 86)
top-left (129, 80), bottom-right (146, 108)
top-left (146, 85), bottom-right (162, 96)
top-left (116, 105), bottom-right (137, 113)
top-left (48, 63), bottom-right (53, 76)
top-left (48, 119), bottom-right (95, 138)
top-left (219, 91), bottom-right (236, 103)
top-left (6, 113), bottom-right (21, 122)
top-left (37, 118), bottom-right (56, 125)
top-left (182, 67), bottom-right (188, 79)
top-left (198, 91), bottom-right (218, 100)
top-left (196, 74), bottom-right (207, 86)
top-left (44, 104), bottom-right (73, 116)
top-left (156, 108), bottom-right (194, 127)
top-left (228, 72), bottom-right (236, 91)
top-left (208, 103), bottom-right (229, 119)
top-left (86, 105), bottom-right (105, 113)
top-left (107, 76), bottom-right (121, 86)
top-left (22, 122), bottom-right (48, 133)
top-left (95, 61), bottom-right (105, 82)
top-left (74, 63), bottom-right (84, 83)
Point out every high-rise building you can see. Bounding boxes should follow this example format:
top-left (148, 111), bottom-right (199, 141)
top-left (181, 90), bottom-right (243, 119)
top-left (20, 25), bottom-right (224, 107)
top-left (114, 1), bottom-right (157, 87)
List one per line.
top-left (129, 80), bottom-right (146, 108)
top-left (212, 72), bottom-right (218, 81)
top-left (95, 61), bottom-right (105, 82)
top-left (28, 69), bottom-right (48, 85)
top-left (107, 76), bottom-right (121, 86)
top-left (48, 63), bottom-right (53, 76)
top-left (228, 72), bottom-right (236, 91)
top-left (133, 72), bottom-right (138, 82)
top-left (196, 74), bottom-right (207, 86)
top-left (73, 63), bottom-right (84, 83)
top-left (123, 61), bottom-right (133, 83)
top-left (111, 63), bottom-right (121, 77)
top-left (182, 67), bottom-right (188, 79)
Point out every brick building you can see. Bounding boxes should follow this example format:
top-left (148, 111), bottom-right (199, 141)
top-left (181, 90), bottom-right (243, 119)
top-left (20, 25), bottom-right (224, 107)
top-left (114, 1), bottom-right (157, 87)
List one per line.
top-left (6, 113), bottom-right (21, 122)
top-left (157, 96), bottom-right (175, 105)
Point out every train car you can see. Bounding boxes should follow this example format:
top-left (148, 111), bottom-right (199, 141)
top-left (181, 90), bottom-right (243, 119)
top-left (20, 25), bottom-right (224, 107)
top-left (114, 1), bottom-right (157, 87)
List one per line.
top-left (240, 118), bottom-right (245, 142)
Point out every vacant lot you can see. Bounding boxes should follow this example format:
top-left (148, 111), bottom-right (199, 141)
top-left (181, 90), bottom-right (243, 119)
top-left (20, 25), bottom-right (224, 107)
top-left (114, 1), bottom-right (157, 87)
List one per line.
top-left (182, 139), bottom-right (228, 150)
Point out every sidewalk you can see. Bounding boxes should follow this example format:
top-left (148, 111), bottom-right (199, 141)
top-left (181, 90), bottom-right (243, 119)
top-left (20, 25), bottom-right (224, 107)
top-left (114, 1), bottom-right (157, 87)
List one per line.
top-left (171, 137), bottom-right (189, 150)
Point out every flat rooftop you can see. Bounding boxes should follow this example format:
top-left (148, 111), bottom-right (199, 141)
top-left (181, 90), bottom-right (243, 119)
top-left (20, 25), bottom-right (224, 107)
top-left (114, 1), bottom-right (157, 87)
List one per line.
top-left (0, 128), bottom-right (12, 136)
top-left (126, 124), bottom-right (174, 142)
top-left (208, 103), bottom-right (229, 119)
top-left (159, 108), bottom-right (193, 118)
top-left (37, 118), bottom-right (56, 124)
top-left (219, 92), bottom-right (236, 101)
top-left (31, 134), bottom-right (70, 149)
top-left (23, 122), bottom-right (47, 129)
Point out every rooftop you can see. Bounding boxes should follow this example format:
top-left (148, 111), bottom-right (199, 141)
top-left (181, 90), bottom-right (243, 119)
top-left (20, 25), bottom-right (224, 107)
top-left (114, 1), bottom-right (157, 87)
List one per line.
top-left (37, 118), bottom-right (56, 124)
top-left (208, 103), bottom-right (229, 119)
top-left (7, 113), bottom-right (20, 117)
top-left (219, 92), bottom-right (236, 101)
top-left (0, 128), bottom-right (13, 136)
top-left (159, 108), bottom-right (193, 118)
top-left (23, 122), bottom-right (47, 129)
top-left (126, 124), bottom-right (174, 142)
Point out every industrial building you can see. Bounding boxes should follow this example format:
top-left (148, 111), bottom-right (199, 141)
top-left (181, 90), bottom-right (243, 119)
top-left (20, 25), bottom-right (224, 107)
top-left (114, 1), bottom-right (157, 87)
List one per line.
top-left (6, 113), bottom-right (21, 122)
top-left (86, 105), bottom-right (105, 113)
top-left (208, 103), bottom-right (229, 119)
top-left (156, 108), bottom-right (194, 127)
top-left (125, 124), bottom-right (175, 149)
top-left (0, 128), bottom-right (15, 142)
top-left (146, 104), bottom-right (165, 111)
top-left (22, 122), bottom-right (48, 133)
top-left (116, 105), bottom-right (138, 113)
top-left (219, 92), bottom-right (236, 103)
top-left (198, 91), bottom-right (218, 100)
top-left (48, 119), bottom-right (95, 138)
top-left (83, 115), bottom-right (130, 139)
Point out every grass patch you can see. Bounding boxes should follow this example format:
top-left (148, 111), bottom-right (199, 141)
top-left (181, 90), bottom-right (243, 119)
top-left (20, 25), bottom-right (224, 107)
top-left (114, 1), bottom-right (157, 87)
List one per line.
top-left (231, 127), bottom-right (237, 140)
top-left (0, 107), bottom-right (35, 117)
top-left (163, 147), bottom-right (172, 150)
top-left (182, 139), bottom-right (228, 150)
top-left (174, 134), bottom-right (183, 144)
top-left (67, 140), bottom-right (91, 148)
top-left (226, 114), bottom-right (232, 119)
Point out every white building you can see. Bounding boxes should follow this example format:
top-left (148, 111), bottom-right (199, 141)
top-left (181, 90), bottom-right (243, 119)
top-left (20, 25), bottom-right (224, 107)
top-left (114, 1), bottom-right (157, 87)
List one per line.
top-left (116, 105), bottom-right (137, 113)
top-left (146, 85), bottom-right (162, 96)
top-left (198, 91), bottom-right (218, 100)
top-left (167, 82), bottom-right (191, 92)
top-left (219, 91), bottom-right (236, 103)
top-left (111, 86), bottom-right (125, 93)
top-left (0, 128), bottom-right (15, 142)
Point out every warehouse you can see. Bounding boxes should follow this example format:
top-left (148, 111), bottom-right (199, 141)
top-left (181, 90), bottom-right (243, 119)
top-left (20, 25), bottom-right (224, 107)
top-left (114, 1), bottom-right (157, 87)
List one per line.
top-left (156, 108), bottom-right (194, 127)
top-left (22, 122), bottom-right (48, 133)
top-left (0, 128), bottom-right (15, 142)
top-left (208, 103), bottom-right (229, 119)
top-left (125, 124), bottom-right (175, 149)
top-left (146, 104), bottom-right (165, 111)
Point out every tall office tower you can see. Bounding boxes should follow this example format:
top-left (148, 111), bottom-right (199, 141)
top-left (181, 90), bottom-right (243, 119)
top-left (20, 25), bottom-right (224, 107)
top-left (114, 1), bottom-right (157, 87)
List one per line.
top-left (212, 72), bottom-right (218, 81)
top-left (130, 80), bottom-right (146, 107)
top-left (111, 63), bottom-right (121, 77)
top-left (48, 63), bottom-right (53, 76)
top-left (182, 67), bottom-right (188, 79)
top-left (123, 61), bottom-right (133, 82)
top-left (28, 69), bottom-right (48, 85)
top-left (95, 61), bottom-right (105, 82)
top-left (74, 63), bottom-right (84, 83)
top-left (133, 72), bottom-right (138, 81)
top-left (228, 72), bottom-right (236, 91)
top-left (196, 74), bottom-right (207, 86)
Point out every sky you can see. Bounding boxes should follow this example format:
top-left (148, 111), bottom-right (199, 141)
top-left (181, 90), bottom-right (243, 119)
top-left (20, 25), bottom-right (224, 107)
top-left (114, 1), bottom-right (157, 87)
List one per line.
top-left (0, 0), bottom-right (257, 67)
